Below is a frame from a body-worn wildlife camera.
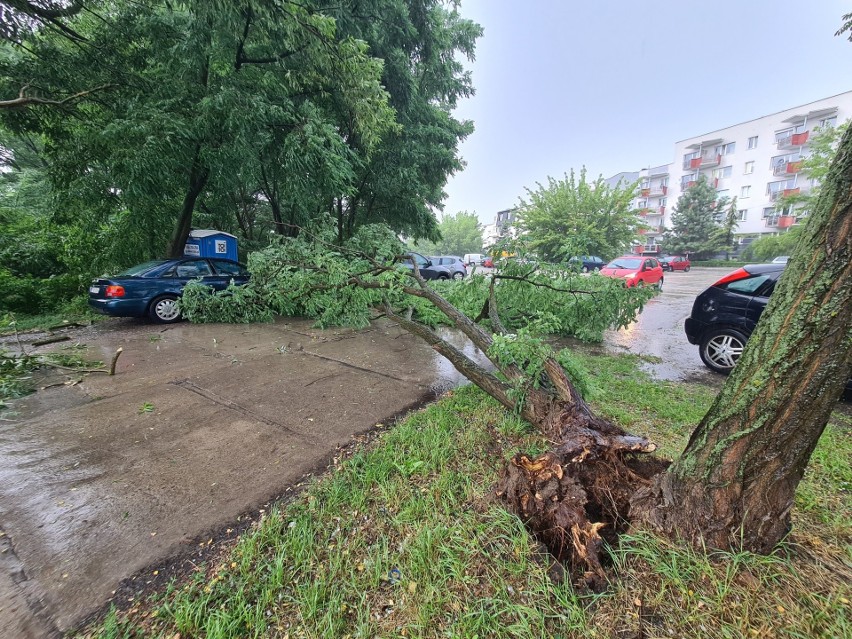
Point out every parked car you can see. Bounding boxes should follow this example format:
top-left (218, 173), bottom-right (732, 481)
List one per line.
top-left (429, 255), bottom-right (468, 279)
top-left (400, 252), bottom-right (452, 280)
top-left (88, 257), bottom-right (250, 323)
top-left (569, 255), bottom-right (605, 272)
top-left (684, 263), bottom-right (783, 374)
top-left (685, 263), bottom-right (852, 398)
top-left (483, 256), bottom-right (494, 268)
top-left (661, 255), bottom-right (691, 272)
top-left (462, 253), bottom-right (484, 266)
top-left (600, 256), bottom-right (664, 289)
top-left (771, 255), bottom-right (790, 264)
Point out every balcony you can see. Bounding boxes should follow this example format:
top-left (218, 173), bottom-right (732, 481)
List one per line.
top-left (773, 161), bottom-right (802, 176)
top-left (634, 243), bottom-right (661, 254)
top-left (778, 215), bottom-right (795, 228)
top-left (776, 130), bottom-right (809, 150)
top-left (641, 188), bottom-right (650, 197)
top-left (699, 154), bottom-right (722, 168)
top-left (647, 185), bottom-right (668, 197)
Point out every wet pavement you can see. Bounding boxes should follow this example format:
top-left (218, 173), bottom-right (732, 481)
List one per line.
top-left (0, 318), bottom-right (479, 636)
top-left (0, 269), bottom-right (729, 636)
top-left (601, 267), bottom-right (726, 387)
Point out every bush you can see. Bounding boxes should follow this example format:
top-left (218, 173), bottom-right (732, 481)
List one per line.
top-left (690, 260), bottom-right (750, 267)
top-left (0, 269), bottom-right (82, 314)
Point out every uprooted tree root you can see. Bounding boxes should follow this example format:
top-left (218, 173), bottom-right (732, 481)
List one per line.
top-left (495, 407), bottom-right (670, 591)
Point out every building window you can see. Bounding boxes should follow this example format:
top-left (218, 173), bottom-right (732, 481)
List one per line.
top-left (748, 136), bottom-right (758, 149)
top-left (744, 161), bottom-right (755, 174)
top-left (716, 142), bottom-right (736, 156)
top-left (819, 116), bottom-right (837, 129)
top-left (738, 209), bottom-right (748, 221)
top-left (741, 185), bottom-right (751, 198)
top-left (712, 166), bottom-right (733, 179)
top-left (660, 197), bottom-right (667, 208)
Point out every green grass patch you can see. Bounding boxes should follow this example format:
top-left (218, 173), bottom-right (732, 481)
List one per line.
top-left (78, 353), bottom-right (851, 639)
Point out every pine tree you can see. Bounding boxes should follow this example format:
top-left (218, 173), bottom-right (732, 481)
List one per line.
top-left (664, 176), bottom-right (727, 258)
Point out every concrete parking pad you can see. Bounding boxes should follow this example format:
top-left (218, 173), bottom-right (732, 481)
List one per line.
top-left (0, 318), bottom-right (464, 636)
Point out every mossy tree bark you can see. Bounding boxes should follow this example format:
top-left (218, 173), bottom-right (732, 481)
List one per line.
top-left (631, 125), bottom-right (852, 552)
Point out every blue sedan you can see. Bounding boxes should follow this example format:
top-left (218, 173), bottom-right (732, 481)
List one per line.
top-left (88, 258), bottom-right (249, 323)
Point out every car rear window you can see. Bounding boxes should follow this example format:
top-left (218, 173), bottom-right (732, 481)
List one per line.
top-left (117, 260), bottom-right (169, 276)
top-left (211, 259), bottom-right (247, 276)
top-left (720, 274), bottom-right (771, 295)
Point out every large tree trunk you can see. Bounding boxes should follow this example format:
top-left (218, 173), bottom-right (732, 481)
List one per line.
top-left (166, 151), bottom-right (209, 258)
top-left (631, 126), bottom-right (852, 552)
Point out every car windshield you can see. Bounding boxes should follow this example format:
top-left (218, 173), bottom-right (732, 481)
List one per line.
top-left (117, 260), bottom-right (169, 276)
top-left (606, 258), bottom-right (642, 269)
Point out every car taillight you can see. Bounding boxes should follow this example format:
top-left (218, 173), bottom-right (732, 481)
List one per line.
top-left (105, 285), bottom-right (125, 298)
top-left (713, 268), bottom-right (750, 287)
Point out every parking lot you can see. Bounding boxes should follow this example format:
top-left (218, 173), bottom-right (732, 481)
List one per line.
top-left (0, 268), bottom-right (728, 636)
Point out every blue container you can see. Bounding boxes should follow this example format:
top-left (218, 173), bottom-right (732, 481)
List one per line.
top-left (184, 230), bottom-right (238, 262)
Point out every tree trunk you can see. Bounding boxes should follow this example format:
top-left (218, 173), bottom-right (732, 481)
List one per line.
top-left (632, 125), bottom-right (852, 552)
top-left (167, 151), bottom-right (209, 258)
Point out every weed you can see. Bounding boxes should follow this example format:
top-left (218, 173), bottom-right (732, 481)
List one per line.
top-left (138, 402), bottom-right (155, 414)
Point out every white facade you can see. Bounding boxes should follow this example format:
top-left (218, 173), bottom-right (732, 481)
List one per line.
top-left (611, 90), bottom-right (852, 254)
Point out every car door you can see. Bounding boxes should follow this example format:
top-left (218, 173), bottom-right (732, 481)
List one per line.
top-left (743, 273), bottom-right (781, 335)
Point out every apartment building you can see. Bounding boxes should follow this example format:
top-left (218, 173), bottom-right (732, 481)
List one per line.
top-left (612, 90), bottom-right (852, 255)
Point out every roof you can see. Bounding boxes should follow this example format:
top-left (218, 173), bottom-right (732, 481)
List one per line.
top-left (188, 229), bottom-right (237, 240)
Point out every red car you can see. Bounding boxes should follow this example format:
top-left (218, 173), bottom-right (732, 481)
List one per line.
top-left (600, 256), bottom-right (664, 289)
top-left (661, 255), bottom-right (691, 272)
top-left (483, 257), bottom-right (494, 268)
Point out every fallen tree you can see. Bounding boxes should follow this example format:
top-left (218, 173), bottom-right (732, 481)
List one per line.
top-left (183, 128), bottom-right (850, 588)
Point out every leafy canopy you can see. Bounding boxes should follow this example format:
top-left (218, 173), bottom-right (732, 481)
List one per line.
top-left (516, 168), bottom-right (641, 263)
top-left (413, 210), bottom-right (483, 257)
top-left (181, 222), bottom-right (653, 344)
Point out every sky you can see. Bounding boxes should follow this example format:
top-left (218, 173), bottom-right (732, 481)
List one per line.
top-left (442, 0), bottom-right (852, 226)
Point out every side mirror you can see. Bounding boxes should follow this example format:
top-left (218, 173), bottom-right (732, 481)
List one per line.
top-left (423, 260), bottom-right (432, 268)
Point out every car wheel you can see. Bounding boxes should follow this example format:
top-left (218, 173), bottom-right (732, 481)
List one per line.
top-left (438, 274), bottom-right (449, 281)
top-left (699, 328), bottom-right (748, 374)
top-left (149, 295), bottom-right (181, 323)
top-left (684, 266), bottom-right (691, 272)
top-left (657, 277), bottom-right (664, 291)
top-left (581, 266), bottom-right (589, 273)
top-left (453, 271), bottom-right (464, 280)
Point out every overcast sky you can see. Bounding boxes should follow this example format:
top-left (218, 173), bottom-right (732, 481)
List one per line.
top-left (442, 0), bottom-right (852, 226)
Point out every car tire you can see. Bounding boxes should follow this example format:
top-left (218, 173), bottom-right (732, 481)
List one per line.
top-left (149, 295), bottom-right (182, 323)
top-left (699, 328), bottom-right (748, 374)
top-left (438, 274), bottom-right (449, 281)
top-left (453, 272), bottom-right (464, 280)
top-left (684, 266), bottom-right (691, 272)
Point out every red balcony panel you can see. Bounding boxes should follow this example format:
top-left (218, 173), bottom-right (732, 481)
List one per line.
top-left (786, 161), bottom-right (802, 173)
top-left (658, 205), bottom-right (666, 215)
top-left (638, 228), bottom-right (648, 235)
top-left (641, 188), bottom-right (650, 197)
top-left (792, 131), bottom-right (809, 146)
top-left (689, 158), bottom-right (702, 169)
top-left (783, 188), bottom-right (800, 197)
top-left (778, 216), bottom-right (795, 228)
top-left (687, 180), bottom-right (696, 188)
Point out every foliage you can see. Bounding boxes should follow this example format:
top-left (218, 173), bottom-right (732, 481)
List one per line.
top-left (740, 225), bottom-right (803, 261)
top-left (516, 168), bottom-right (640, 262)
top-left (779, 120), bottom-right (849, 212)
top-left (663, 176), bottom-right (730, 259)
top-left (181, 223), bottom-right (653, 343)
top-left (78, 356), bottom-right (850, 639)
top-left (412, 210), bottom-right (483, 257)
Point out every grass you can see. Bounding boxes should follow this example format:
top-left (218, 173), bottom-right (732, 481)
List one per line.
top-left (78, 352), bottom-right (851, 639)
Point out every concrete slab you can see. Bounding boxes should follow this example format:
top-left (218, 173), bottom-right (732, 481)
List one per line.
top-left (0, 318), bottom-right (455, 635)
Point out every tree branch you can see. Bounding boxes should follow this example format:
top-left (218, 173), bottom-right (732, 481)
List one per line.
top-left (0, 83), bottom-right (114, 110)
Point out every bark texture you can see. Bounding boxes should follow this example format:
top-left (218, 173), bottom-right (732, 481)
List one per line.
top-left (632, 126), bottom-right (852, 552)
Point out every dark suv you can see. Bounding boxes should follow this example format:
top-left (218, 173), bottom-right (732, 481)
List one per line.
top-left (684, 264), bottom-right (784, 374)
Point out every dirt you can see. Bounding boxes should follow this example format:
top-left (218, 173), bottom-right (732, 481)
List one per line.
top-left (0, 317), bottom-right (478, 636)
